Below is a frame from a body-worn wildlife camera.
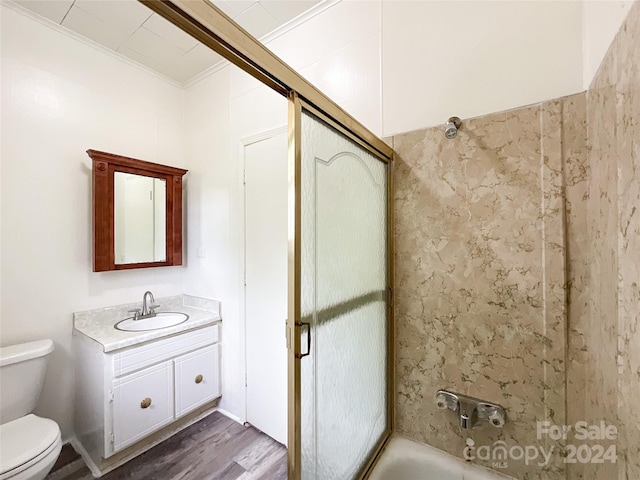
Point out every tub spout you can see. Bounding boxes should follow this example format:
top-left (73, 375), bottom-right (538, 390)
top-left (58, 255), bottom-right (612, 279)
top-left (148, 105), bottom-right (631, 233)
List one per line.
top-left (460, 413), bottom-right (471, 430)
top-left (458, 400), bottom-right (477, 430)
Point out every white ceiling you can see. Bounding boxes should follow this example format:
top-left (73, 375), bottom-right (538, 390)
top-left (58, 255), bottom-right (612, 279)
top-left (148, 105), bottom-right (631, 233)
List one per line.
top-left (16, 0), bottom-right (322, 85)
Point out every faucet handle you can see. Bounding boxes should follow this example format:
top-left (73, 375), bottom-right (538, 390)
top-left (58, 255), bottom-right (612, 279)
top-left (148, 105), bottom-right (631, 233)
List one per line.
top-left (149, 304), bottom-right (161, 312)
top-left (436, 390), bottom-right (459, 411)
top-left (488, 408), bottom-right (506, 428)
top-left (128, 308), bottom-right (141, 319)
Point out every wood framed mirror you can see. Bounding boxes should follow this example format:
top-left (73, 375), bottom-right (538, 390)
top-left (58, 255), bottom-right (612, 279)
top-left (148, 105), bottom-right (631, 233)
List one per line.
top-left (89, 149), bottom-right (187, 272)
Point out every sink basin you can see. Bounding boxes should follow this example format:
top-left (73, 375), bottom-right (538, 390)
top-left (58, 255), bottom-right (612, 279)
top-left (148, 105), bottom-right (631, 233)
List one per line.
top-left (115, 312), bottom-right (189, 332)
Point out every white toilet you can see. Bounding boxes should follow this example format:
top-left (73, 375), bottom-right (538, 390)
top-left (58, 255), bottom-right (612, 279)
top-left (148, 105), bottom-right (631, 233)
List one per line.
top-left (0, 339), bottom-right (62, 480)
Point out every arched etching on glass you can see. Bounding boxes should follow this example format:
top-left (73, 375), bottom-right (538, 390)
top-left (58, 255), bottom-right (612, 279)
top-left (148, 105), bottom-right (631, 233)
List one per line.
top-left (300, 112), bottom-right (388, 480)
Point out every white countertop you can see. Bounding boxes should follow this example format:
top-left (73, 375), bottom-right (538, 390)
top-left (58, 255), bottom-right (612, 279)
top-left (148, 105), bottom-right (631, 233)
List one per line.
top-left (73, 295), bottom-right (221, 352)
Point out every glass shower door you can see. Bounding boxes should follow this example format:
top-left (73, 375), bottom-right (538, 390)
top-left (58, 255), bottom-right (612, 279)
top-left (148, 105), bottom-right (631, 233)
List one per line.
top-left (288, 96), bottom-right (391, 480)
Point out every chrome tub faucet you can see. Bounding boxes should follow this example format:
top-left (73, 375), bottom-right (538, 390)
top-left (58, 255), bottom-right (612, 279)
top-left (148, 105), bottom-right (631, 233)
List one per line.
top-left (436, 390), bottom-right (506, 430)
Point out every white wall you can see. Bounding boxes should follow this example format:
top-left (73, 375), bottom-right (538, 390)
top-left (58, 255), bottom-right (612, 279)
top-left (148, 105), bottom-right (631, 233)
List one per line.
top-left (194, 0), bottom-right (592, 138)
top-left (382, 0), bottom-right (584, 135)
top-left (266, 0), bottom-right (382, 136)
top-left (183, 69), bottom-right (288, 422)
top-left (0, 6), bottom-right (186, 439)
top-left (270, 0), bottom-right (633, 135)
top-left (582, 0), bottom-right (635, 88)
top-left (263, 0), bottom-right (635, 136)
top-left (182, 67), bottom-right (238, 417)
top-left (182, 0), bottom-right (383, 423)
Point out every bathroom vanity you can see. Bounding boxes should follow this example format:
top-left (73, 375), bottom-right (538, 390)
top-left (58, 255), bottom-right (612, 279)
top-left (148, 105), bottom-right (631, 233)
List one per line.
top-left (72, 295), bottom-right (221, 477)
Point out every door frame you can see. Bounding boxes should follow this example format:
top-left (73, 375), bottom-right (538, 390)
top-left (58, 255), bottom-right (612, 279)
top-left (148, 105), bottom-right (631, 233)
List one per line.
top-left (240, 125), bottom-right (289, 429)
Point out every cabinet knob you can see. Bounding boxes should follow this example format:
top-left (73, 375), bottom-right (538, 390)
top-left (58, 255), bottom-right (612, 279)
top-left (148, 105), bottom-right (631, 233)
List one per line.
top-left (195, 374), bottom-right (203, 384)
top-left (140, 397), bottom-right (152, 409)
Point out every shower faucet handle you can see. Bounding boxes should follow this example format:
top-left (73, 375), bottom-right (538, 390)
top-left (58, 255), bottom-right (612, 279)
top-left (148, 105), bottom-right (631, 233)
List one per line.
top-left (436, 390), bottom-right (459, 411)
top-left (487, 407), bottom-right (506, 428)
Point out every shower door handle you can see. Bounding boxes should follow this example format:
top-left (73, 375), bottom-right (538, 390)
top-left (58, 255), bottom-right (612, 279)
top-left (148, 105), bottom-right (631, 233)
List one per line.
top-left (295, 321), bottom-right (311, 359)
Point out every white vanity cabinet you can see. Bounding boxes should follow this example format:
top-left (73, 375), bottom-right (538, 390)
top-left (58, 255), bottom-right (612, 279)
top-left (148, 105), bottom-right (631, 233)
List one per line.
top-left (73, 323), bottom-right (221, 476)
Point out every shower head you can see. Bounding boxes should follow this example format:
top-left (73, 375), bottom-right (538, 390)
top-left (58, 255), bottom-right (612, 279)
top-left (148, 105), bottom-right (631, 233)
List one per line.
top-left (444, 116), bottom-right (461, 139)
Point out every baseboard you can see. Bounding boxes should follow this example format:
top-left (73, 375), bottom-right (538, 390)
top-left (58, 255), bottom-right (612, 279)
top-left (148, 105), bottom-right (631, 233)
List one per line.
top-left (214, 407), bottom-right (243, 425)
top-left (69, 437), bottom-right (101, 478)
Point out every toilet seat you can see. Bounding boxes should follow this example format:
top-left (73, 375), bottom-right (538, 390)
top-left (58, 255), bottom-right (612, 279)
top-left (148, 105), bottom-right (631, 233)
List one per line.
top-left (0, 414), bottom-right (61, 480)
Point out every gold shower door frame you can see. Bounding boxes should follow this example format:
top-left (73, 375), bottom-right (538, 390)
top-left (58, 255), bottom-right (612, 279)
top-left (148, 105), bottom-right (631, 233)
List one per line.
top-left (138, 2), bottom-right (394, 479)
top-left (288, 95), bottom-right (394, 479)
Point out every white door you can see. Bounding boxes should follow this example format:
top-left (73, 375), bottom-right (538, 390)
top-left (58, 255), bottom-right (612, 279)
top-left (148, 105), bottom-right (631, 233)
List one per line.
top-left (244, 130), bottom-right (288, 445)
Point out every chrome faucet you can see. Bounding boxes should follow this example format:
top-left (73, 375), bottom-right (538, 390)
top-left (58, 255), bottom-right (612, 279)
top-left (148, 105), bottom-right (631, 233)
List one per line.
top-left (141, 291), bottom-right (159, 318)
top-left (129, 291), bottom-right (160, 320)
top-left (436, 390), bottom-right (506, 430)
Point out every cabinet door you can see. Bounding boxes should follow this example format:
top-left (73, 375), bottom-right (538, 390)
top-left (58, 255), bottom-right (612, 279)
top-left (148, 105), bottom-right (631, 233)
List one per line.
top-left (112, 361), bottom-right (174, 452)
top-left (174, 344), bottom-right (220, 418)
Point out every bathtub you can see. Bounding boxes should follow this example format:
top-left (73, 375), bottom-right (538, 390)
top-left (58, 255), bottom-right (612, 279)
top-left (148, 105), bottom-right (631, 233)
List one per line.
top-left (369, 436), bottom-right (515, 480)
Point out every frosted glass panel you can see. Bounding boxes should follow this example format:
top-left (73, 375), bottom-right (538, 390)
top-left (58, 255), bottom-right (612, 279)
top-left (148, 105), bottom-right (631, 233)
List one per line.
top-left (300, 111), bottom-right (388, 480)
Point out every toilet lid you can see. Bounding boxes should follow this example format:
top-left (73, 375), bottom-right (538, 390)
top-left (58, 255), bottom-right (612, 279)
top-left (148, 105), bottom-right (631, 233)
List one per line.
top-left (0, 414), bottom-right (60, 475)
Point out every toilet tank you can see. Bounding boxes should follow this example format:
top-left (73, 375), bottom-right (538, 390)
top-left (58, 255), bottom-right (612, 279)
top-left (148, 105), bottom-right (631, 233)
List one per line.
top-left (0, 339), bottom-right (54, 424)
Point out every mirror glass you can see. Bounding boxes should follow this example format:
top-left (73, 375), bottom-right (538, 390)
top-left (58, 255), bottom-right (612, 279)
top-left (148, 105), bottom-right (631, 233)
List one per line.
top-left (114, 172), bottom-right (167, 264)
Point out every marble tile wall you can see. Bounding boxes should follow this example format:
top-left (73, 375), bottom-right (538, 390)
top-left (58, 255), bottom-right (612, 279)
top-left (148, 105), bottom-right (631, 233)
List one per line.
top-left (392, 97), bottom-right (583, 480)
top-left (585, 2), bottom-right (640, 479)
top-left (563, 94), bottom-right (590, 480)
top-left (391, 4), bottom-right (639, 479)
top-left (583, 22), bottom-right (620, 480)
top-left (615, 4), bottom-right (640, 476)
